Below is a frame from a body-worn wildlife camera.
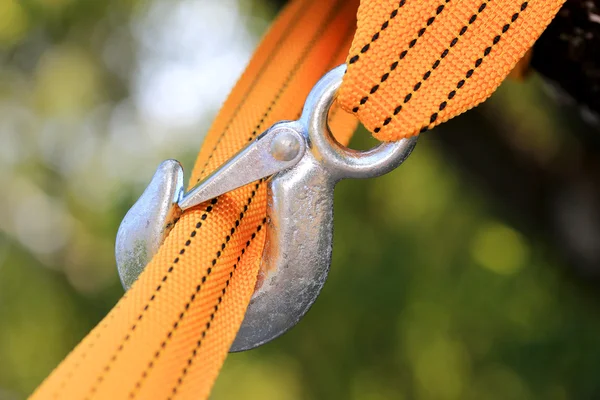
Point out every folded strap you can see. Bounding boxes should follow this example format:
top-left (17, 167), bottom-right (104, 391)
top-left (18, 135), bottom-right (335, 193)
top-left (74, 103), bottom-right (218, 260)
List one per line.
top-left (338, 0), bottom-right (565, 141)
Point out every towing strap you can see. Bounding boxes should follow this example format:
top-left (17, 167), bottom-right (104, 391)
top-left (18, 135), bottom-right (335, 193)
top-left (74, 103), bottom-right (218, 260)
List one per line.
top-left (30, 0), bottom-right (564, 399)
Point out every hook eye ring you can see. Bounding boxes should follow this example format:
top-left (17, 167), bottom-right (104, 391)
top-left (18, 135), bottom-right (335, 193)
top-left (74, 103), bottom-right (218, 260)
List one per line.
top-left (300, 64), bottom-right (417, 181)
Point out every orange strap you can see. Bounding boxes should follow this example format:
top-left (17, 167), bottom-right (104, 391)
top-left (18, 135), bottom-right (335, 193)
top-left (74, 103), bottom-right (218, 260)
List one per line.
top-left (30, 0), bottom-right (563, 399)
top-left (339, 0), bottom-right (564, 140)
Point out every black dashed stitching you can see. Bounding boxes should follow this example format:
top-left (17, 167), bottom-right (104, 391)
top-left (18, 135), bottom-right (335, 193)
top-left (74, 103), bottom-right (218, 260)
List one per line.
top-left (82, 200), bottom-right (216, 399)
top-left (127, 196), bottom-right (260, 399)
top-left (371, 0), bottom-right (491, 133)
top-left (197, 0), bottom-right (346, 181)
top-left (166, 222), bottom-right (266, 400)
top-left (50, 304), bottom-right (123, 399)
top-left (194, 0), bottom-right (314, 181)
top-left (347, 0), bottom-right (407, 65)
top-left (419, 2), bottom-right (528, 134)
top-left (351, 0), bottom-right (451, 114)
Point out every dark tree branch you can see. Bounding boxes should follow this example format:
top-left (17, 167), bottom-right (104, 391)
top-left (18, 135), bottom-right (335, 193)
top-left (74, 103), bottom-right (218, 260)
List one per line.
top-left (532, 0), bottom-right (600, 125)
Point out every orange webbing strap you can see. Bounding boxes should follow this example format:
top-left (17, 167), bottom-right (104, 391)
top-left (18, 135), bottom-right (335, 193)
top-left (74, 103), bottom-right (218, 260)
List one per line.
top-left (30, 0), bottom-right (565, 399)
top-left (337, 0), bottom-right (565, 140)
top-left (29, 0), bottom-right (358, 399)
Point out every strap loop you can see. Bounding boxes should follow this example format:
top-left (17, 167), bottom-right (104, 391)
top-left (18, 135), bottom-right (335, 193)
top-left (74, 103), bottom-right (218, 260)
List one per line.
top-left (338, 0), bottom-right (565, 141)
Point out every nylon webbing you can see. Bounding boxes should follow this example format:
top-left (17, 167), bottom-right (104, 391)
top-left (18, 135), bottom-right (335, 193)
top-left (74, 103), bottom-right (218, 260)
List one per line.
top-left (338, 0), bottom-right (565, 140)
top-left (30, 0), bottom-right (563, 399)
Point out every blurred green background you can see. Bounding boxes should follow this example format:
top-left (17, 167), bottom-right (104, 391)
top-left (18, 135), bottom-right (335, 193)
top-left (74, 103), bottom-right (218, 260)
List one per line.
top-left (1, 0), bottom-right (600, 399)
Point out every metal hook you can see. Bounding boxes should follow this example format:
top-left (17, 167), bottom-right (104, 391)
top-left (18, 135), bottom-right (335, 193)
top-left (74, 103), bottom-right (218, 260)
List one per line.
top-left (115, 125), bottom-right (306, 290)
top-left (115, 64), bottom-right (417, 352)
top-left (231, 65), bottom-right (417, 351)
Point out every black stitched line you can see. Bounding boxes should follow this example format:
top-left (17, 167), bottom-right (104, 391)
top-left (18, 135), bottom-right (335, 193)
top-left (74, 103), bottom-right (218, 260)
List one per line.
top-left (347, 0), bottom-right (407, 65)
top-left (51, 304), bottom-right (123, 399)
top-left (196, 0), bottom-right (343, 182)
top-left (166, 221), bottom-right (266, 400)
top-left (417, 1), bottom-right (528, 134)
top-left (371, 0), bottom-right (492, 133)
top-left (295, 14), bottom-right (356, 126)
top-left (82, 199), bottom-right (218, 400)
top-left (194, 0), bottom-right (314, 181)
top-left (351, 0), bottom-right (451, 114)
top-left (127, 185), bottom-right (261, 399)
top-left (238, 0), bottom-right (348, 147)
top-left (327, 14), bottom-right (361, 122)
top-left (287, 27), bottom-right (351, 144)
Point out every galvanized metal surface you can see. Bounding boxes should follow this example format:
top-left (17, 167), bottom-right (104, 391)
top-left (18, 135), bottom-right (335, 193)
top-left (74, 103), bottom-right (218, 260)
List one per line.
top-left (115, 160), bottom-right (184, 290)
top-left (231, 65), bottom-right (416, 351)
top-left (179, 127), bottom-right (306, 212)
